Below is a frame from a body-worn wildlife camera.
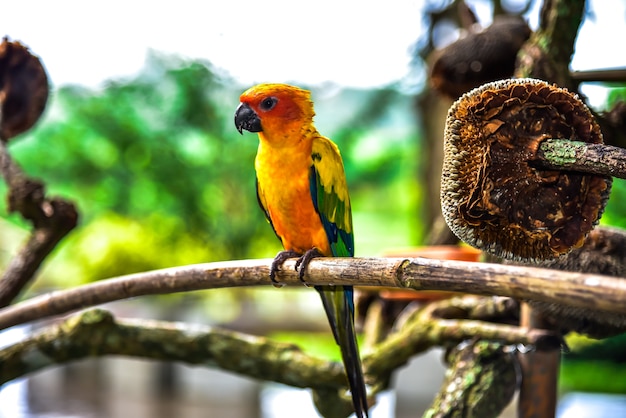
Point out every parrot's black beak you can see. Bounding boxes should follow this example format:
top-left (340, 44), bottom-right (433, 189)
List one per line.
top-left (234, 103), bottom-right (262, 134)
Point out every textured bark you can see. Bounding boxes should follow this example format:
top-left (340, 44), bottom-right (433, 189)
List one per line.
top-left (423, 340), bottom-right (518, 418)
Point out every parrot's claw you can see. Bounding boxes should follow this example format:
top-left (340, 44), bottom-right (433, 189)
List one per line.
top-left (270, 250), bottom-right (301, 285)
top-left (295, 247), bottom-right (323, 285)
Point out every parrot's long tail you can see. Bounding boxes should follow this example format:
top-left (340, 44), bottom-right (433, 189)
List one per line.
top-left (316, 285), bottom-right (369, 418)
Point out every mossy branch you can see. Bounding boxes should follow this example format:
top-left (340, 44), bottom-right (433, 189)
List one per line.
top-left (0, 297), bottom-right (555, 403)
top-left (0, 308), bottom-right (346, 388)
top-left (537, 139), bottom-right (626, 179)
top-left (423, 340), bottom-right (518, 418)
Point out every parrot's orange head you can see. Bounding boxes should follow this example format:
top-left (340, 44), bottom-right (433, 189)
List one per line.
top-left (234, 83), bottom-right (316, 143)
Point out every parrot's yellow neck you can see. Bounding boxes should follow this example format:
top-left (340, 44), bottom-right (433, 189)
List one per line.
top-left (256, 119), bottom-right (318, 147)
top-left (256, 132), bottom-right (312, 172)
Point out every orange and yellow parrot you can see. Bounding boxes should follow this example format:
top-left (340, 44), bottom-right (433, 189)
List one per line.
top-left (235, 83), bottom-right (368, 418)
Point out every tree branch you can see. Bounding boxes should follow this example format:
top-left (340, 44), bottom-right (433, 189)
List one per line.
top-left (423, 339), bottom-right (518, 418)
top-left (0, 308), bottom-right (346, 388)
top-left (0, 140), bottom-right (78, 307)
top-left (570, 68), bottom-right (626, 83)
top-left (366, 299), bottom-right (556, 379)
top-left (515, 0), bottom-right (585, 88)
top-left (1, 256), bottom-right (625, 331)
top-left (0, 298), bottom-right (555, 398)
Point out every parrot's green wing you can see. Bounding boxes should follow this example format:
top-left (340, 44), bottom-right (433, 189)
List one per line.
top-left (309, 136), bottom-right (368, 418)
top-left (309, 137), bottom-right (354, 258)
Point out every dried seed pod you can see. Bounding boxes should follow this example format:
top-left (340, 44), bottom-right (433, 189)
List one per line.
top-left (430, 17), bottom-right (531, 99)
top-left (441, 78), bottom-right (612, 261)
top-left (0, 37), bottom-right (49, 141)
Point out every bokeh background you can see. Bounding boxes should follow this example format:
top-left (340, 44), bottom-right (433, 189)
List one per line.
top-left (1, 0), bottom-right (626, 417)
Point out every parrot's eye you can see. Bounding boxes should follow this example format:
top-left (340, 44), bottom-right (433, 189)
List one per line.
top-left (259, 97), bottom-right (278, 111)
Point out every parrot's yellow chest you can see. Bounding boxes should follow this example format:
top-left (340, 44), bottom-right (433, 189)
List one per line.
top-left (255, 140), bottom-right (330, 255)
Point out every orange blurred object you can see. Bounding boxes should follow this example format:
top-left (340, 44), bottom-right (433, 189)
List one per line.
top-left (378, 245), bottom-right (482, 301)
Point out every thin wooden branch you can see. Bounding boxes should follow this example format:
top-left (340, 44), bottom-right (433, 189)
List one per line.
top-left (570, 68), bottom-right (626, 83)
top-left (1, 256), bottom-right (625, 331)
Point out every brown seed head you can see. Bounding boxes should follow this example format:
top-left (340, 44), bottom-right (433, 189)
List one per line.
top-left (441, 78), bottom-right (612, 261)
top-left (0, 37), bottom-right (49, 141)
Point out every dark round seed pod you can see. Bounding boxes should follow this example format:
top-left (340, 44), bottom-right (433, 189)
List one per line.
top-left (441, 78), bottom-right (612, 261)
top-left (430, 17), bottom-right (531, 99)
top-left (0, 38), bottom-right (49, 141)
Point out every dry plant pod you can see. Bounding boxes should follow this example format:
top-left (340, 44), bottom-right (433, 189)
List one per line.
top-left (0, 37), bottom-right (49, 141)
top-left (430, 17), bottom-right (531, 99)
top-left (441, 78), bottom-right (612, 261)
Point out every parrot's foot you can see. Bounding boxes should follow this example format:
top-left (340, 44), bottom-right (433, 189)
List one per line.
top-left (295, 247), bottom-right (323, 285)
top-left (270, 250), bottom-right (301, 285)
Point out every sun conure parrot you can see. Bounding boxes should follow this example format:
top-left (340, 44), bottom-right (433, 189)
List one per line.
top-left (234, 83), bottom-right (369, 418)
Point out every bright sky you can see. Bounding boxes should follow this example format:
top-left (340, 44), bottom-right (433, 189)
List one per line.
top-left (1, 1), bottom-right (424, 89)
top-left (1, 1), bottom-right (624, 98)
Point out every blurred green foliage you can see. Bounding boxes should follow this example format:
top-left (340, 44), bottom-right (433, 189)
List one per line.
top-left (0, 53), bottom-right (420, 289)
top-left (598, 86), bottom-right (626, 230)
top-left (270, 331), bottom-right (365, 362)
top-left (561, 333), bottom-right (626, 394)
top-left (560, 361), bottom-right (626, 394)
